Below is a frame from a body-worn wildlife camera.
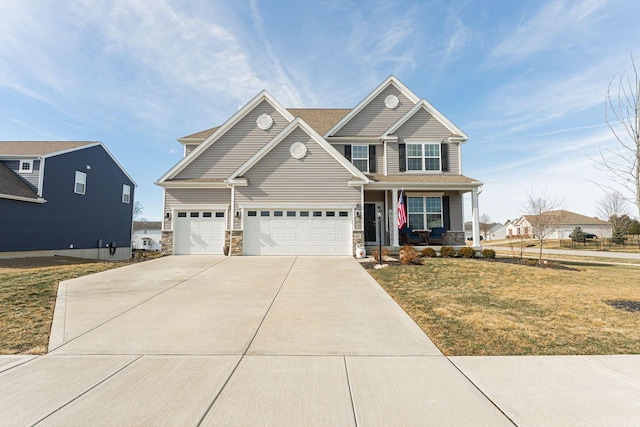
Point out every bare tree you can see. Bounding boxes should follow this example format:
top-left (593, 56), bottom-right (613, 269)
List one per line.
top-left (598, 190), bottom-right (632, 236)
top-left (133, 201), bottom-right (145, 221)
top-left (524, 190), bottom-right (566, 264)
top-left (480, 213), bottom-right (492, 240)
top-left (598, 54), bottom-right (640, 218)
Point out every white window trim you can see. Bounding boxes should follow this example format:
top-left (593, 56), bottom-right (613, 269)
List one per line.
top-left (122, 184), bottom-right (131, 203)
top-left (352, 144), bottom-right (369, 173)
top-left (406, 143), bottom-right (441, 173)
top-left (407, 196), bottom-right (443, 230)
top-left (74, 171), bottom-right (86, 195)
top-left (19, 160), bottom-right (33, 174)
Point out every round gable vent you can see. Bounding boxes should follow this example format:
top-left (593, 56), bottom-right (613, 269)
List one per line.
top-left (256, 114), bottom-right (273, 130)
top-left (290, 142), bottom-right (307, 159)
top-left (384, 94), bottom-right (400, 109)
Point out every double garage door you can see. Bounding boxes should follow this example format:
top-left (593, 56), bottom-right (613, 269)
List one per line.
top-left (173, 209), bottom-right (353, 255)
top-left (243, 209), bottom-right (352, 256)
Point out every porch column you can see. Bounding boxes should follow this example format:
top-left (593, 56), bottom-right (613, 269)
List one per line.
top-left (392, 188), bottom-right (399, 247)
top-left (471, 188), bottom-right (481, 248)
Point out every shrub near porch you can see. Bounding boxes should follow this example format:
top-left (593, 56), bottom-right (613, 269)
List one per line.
top-left (368, 258), bottom-right (640, 356)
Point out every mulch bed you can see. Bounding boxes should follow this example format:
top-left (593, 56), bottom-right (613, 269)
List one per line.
top-left (360, 257), bottom-right (576, 271)
top-left (605, 300), bottom-right (640, 312)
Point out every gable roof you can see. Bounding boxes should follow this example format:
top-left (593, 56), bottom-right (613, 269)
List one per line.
top-left (227, 117), bottom-right (369, 184)
top-left (0, 141), bottom-right (95, 157)
top-left (381, 99), bottom-right (468, 141)
top-left (0, 162), bottom-right (44, 202)
top-left (177, 108), bottom-right (351, 144)
top-left (324, 75), bottom-right (421, 138)
top-left (133, 221), bottom-right (162, 231)
top-left (158, 90), bottom-right (295, 183)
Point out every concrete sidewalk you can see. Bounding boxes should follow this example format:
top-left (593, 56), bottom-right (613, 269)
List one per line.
top-left (0, 256), bottom-right (639, 425)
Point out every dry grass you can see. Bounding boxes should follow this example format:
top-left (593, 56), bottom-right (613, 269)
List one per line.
top-left (0, 256), bottom-right (132, 354)
top-left (368, 258), bottom-right (640, 356)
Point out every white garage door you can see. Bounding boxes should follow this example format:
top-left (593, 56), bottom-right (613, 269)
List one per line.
top-left (174, 211), bottom-right (226, 255)
top-left (244, 209), bottom-right (352, 256)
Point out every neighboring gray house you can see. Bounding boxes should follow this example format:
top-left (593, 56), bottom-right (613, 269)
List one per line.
top-left (132, 221), bottom-right (162, 251)
top-left (0, 141), bottom-right (136, 260)
top-left (156, 76), bottom-right (483, 256)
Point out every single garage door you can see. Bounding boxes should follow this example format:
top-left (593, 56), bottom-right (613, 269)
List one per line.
top-left (243, 209), bottom-right (352, 256)
top-left (174, 211), bottom-right (226, 254)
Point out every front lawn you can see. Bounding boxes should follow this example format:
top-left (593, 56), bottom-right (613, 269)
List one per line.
top-left (368, 258), bottom-right (640, 356)
top-left (0, 257), bottom-right (130, 354)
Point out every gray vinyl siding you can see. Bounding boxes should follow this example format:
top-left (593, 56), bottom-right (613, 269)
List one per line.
top-left (184, 144), bottom-right (199, 156)
top-left (335, 86), bottom-right (415, 137)
top-left (1, 159), bottom-right (41, 191)
top-left (447, 192), bottom-right (463, 231)
top-left (235, 128), bottom-right (360, 209)
top-left (163, 188), bottom-right (230, 229)
top-left (387, 142), bottom-right (399, 174)
top-left (175, 101), bottom-right (290, 179)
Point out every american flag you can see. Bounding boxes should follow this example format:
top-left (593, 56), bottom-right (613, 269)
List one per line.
top-left (398, 191), bottom-right (407, 229)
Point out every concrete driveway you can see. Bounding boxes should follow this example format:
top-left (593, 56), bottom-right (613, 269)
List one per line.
top-left (1, 256), bottom-right (639, 426)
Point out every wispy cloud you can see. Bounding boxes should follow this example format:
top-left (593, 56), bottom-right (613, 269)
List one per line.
top-left (488, 0), bottom-right (610, 64)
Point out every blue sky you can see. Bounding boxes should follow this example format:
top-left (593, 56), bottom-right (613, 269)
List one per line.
top-left (2, 0), bottom-right (639, 223)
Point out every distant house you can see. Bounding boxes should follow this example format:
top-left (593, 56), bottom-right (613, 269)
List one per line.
top-left (0, 141), bottom-right (136, 260)
top-left (132, 221), bottom-right (162, 251)
top-left (466, 221), bottom-right (506, 241)
top-left (506, 210), bottom-right (611, 239)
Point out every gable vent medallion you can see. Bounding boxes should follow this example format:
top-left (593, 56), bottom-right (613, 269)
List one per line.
top-left (256, 114), bottom-right (273, 130)
top-left (290, 142), bottom-right (307, 159)
top-left (384, 94), bottom-right (399, 109)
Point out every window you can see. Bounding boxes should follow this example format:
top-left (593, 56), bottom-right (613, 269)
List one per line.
top-left (248, 211), bottom-right (257, 217)
top-left (19, 160), bottom-right (33, 174)
top-left (190, 212), bottom-right (199, 217)
top-left (313, 211), bottom-right (322, 217)
top-left (407, 196), bottom-right (443, 230)
top-left (352, 145), bottom-right (369, 172)
top-left (215, 212), bottom-right (225, 218)
top-left (203, 212), bottom-right (212, 218)
top-left (274, 211), bottom-right (283, 217)
top-left (339, 211), bottom-right (349, 217)
top-left (300, 211), bottom-right (309, 217)
top-left (261, 211), bottom-right (270, 217)
top-left (177, 212), bottom-right (187, 217)
top-left (326, 211), bottom-right (335, 217)
top-left (287, 211), bottom-right (296, 217)
top-left (406, 143), bottom-right (441, 171)
top-left (74, 171), bottom-right (86, 195)
top-left (122, 184), bottom-right (131, 203)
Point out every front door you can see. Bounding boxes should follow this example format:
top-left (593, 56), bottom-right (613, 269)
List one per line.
top-left (364, 203), bottom-right (377, 242)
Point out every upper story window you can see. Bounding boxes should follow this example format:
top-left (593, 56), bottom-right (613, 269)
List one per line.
top-left (352, 145), bottom-right (369, 172)
top-left (407, 143), bottom-right (441, 172)
top-left (19, 160), bottom-right (33, 174)
top-left (122, 184), bottom-right (131, 203)
top-left (74, 171), bottom-right (86, 195)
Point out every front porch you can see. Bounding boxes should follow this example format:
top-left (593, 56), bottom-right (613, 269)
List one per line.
top-left (361, 180), bottom-right (482, 251)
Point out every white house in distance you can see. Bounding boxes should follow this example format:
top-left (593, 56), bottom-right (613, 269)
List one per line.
top-left (506, 210), bottom-right (611, 239)
top-left (465, 221), bottom-right (507, 241)
top-left (132, 221), bottom-right (162, 251)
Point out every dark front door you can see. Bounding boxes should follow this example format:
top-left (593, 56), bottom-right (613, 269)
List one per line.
top-left (364, 203), bottom-right (377, 242)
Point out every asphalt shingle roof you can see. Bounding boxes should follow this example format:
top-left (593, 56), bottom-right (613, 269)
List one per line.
top-left (0, 141), bottom-right (95, 156)
top-left (0, 162), bottom-right (39, 199)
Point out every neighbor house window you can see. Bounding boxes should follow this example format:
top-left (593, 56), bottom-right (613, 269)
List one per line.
top-left (352, 145), bottom-right (369, 172)
top-left (74, 171), bottom-right (86, 195)
top-left (122, 184), bottom-right (131, 203)
top-left (406, 143), bottom-right (441, 171)
top-left (19, 160), bottom-right (33, 173)
top-left (407, 196), bottom-right (443, 229)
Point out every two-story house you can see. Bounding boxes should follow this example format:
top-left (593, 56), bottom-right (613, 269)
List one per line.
top-left (0, 141), bottom-right (136, 260)
top-left (156, 76), bottom-right (482, 256)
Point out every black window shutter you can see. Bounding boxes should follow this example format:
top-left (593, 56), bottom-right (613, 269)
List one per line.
top-left (442, 196), bottom-right (450, 230)
top-left (368, 145), bottom-right (376, 173)
top-left (344, 145), bottom-right (352, 161)
top-left (399, 143), bottom-right (406, 172)
top-left (441, 143), bottom-right (449, 172)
